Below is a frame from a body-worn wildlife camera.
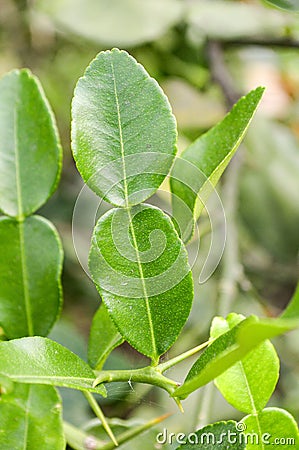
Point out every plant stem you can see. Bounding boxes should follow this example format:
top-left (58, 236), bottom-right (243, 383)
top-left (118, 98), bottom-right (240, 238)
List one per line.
top-left (93, 340), bottom-right (213, 399)
top-left (93, 366), bottom-right (179, 396)
top-left (84, 391), bottom-right (118, 447)
top-left (157, 339), bottom-right (211, 373)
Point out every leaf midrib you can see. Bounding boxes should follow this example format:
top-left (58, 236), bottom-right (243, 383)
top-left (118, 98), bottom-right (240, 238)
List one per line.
top-left (127, 207), bottom-right (158, 362)
top-left (22, 385), bottom-right (32, 450)
top-left (14, 102), bottom-right (34, 336)
top-left (238, 360), bottom-right (257, 413)
top-left (109, 53), bottom-right (129, 208)
top-left (18, 221), bottom-right (33, 336)
top-left (9, 375), bottom-right (95, 383)
top-left (108, 52), bottom-right (158, 360)
top-left (13, 105), bottom-right (23, 220)
top-left (238, 361), bottom-right (265, 449)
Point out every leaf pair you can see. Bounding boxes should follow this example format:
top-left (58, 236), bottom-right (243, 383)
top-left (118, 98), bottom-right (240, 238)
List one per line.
top-left (0, 70), bottom-right (63, 339)
top-left (0, 70), bottom-right (65, 450)
top-left (72, 48), bottom-right (193, 363)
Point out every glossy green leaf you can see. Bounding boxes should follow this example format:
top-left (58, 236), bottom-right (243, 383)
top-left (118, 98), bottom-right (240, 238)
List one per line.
top-left (0, 337), bottom-right (106, 395)
top-left (89, 204), bottom-right (193, 363)
top-left (211, 314), bottom-right (279, 414)
top-left (0, 69), bottom-right (62, 219)
top-left (174, 316), bottom-right (298, 398)
top-left (72, 48), bottom-right (177, 207)
top-left (0, 215), bottom-right (63, 339)
top-left (38, 0), bottom-right (183, 47)
top-left (281, 283), bottom-right (299, 319)
top-left (242, 408), bottom-right (299, 449)
top-left (170, 88), bottom-right (264, 242)
top-left (0, 384), bottom-right (65, 450)
top-left (264, 0), bottom-right (299, 11)
top-left (88, 303), bottom-right (124, 370)
top-left (175, 421), bottom-right (245, 449)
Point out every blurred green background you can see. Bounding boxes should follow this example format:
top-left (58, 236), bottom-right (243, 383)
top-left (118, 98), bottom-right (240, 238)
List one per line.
top-left (1, 0), bottom-right (299, 447)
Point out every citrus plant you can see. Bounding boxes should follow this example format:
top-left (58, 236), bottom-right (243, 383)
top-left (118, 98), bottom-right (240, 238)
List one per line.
top-left (0, 49), bottom-right (298, 449)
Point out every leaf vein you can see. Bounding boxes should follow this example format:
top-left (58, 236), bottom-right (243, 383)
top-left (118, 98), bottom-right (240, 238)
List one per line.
top-left (109, 54), bottom-right (129, 207)
top-left (127, 208), bottom-right (158, 362)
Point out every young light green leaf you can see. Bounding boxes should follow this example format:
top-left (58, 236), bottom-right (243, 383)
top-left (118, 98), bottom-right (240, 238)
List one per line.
top-left (0, 69), bottom-right (62, 219)
top-left (38, 0), bottom-right (183, 47)
top-left (174, 316), bottom-right (298, 398)
top-left (89, 204), bottom-right (193, 363)
top-left (0, 384), bottom-right (65, 450)
top-left (88, 303), bottom-right (124, 370)
top-left (264, 0), bottom-right (299, 12)
top-left (242, 407), bottom-right (299, 449)
top-left (170, 87), bottom-right (264, 242)
top-left (211, 314), bottom-right (279, 414)
top-left (0, 215), bottom-right (63, 339)
top-left (0, 337), bottom-right (106, 396)
top-left (281, 283), bottom-right (299, 319)
top-left (72, 48), bottom-right (177, 207)
top-left (175, 421), bottom-right (245, 449)
top-left (237, 317), bottom-right (299, 348)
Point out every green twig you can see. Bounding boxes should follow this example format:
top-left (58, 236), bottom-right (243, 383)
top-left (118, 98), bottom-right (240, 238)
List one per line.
top-left (157, 339), bottom-right (211, 373)
top-left (93, 340), bottom-right (212, 403)
top-left (84, 391), bottom-right (118, 447)
top-left (93, 366), bottom-right (179, 395)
